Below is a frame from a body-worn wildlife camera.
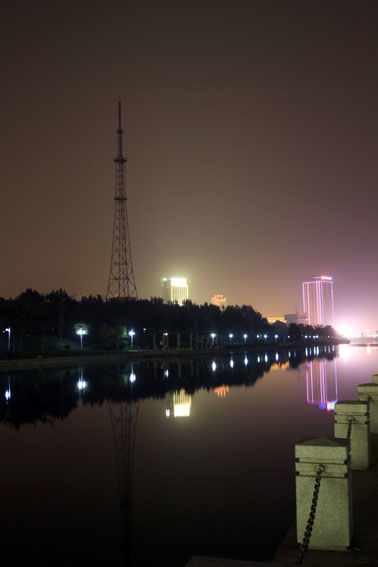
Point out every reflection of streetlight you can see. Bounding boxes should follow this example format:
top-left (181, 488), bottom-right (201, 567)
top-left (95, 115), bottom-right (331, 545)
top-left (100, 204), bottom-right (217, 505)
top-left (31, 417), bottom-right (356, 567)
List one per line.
top-left (211, 361), bottom-right (217, 372)
top-left (228, 333), bottom-right (234, 344)
top-left (243, 333), bottom-right (248, 344)
top-left (129, 330), bottom-right (136, 349)
top-left (4, 376), bottom-right (11, 401)
top-left (77, 368), bottom-right (87, 391)
top-left (76, 328), bottom-right (87, 350)
top-left (230, 358), bottom-right (234, 369)
top-left (5, 327), bottom-right (11, 352)
top-left (210, 333), bottom-right (216, 345)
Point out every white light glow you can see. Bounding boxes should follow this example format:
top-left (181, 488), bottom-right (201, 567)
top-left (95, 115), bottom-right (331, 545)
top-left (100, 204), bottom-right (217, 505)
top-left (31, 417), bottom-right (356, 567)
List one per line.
top-left (76, 329), bottom-right (87, 336)
top-left (77, 379), bottom-right (87, 391)
top-left (230, 359), bottom-right (234, 368)
top-left (174, 403), bottom-right (191, 417)
top-left (211, 361), bottom-right (217, 372)
top-left (335, 323), bottom-right (357, 338)
top-left (4, 389), bottom-right (11, 401)
top-left (170, 277), bottom-right (187, 287)
top-left (130, 373), bottom-right (136, 383)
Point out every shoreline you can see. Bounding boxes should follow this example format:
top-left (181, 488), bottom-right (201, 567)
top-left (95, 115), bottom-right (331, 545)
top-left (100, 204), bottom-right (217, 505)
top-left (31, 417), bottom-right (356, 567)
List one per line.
top-left (0, 341), bottom-right (345, 371)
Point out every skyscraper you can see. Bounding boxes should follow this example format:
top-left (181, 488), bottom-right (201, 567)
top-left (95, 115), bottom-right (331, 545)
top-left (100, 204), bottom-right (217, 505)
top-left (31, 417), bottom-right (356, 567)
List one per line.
top-left (162, 277), bottom-right (189, 305)
top-left (302, 275), bottom-right (335, 326)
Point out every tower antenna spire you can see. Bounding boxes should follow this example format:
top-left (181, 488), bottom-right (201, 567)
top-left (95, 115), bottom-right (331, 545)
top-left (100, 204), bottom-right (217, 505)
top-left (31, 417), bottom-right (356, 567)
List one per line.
top-left (106, 100), bottom-right (138, 300)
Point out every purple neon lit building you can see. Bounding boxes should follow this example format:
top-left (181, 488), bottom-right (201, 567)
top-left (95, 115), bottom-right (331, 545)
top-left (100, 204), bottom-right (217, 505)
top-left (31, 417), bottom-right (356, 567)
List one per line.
top-left (302, 275), bottom-right (335, 327)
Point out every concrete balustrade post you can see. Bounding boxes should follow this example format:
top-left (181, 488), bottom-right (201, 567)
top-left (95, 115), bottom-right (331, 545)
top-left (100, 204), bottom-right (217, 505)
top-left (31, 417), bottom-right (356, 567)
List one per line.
top-left (334, 401), bottom-right (370, 469)
top-left (295, 437), bottom-right (352, 550)
top-left (358, 383), bottom-right (378, 434)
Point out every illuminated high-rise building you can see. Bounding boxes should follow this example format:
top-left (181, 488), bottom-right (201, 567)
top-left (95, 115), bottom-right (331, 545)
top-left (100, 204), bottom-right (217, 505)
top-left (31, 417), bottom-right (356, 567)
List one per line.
top-left (302, 275), bottom-right (335, 326)
top-left (211, 294), bottom-right (227, 308)
top-left (162, 277), bottom-right (189, 306)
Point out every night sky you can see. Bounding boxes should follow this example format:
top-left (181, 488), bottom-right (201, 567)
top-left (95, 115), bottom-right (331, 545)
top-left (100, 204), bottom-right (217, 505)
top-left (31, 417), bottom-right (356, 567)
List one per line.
top-left (1, 0), bottom-right (378, 332)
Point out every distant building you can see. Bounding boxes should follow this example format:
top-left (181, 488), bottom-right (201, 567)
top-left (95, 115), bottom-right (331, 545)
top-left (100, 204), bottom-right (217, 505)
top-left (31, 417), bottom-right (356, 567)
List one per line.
top-left (211, 294), bottom-right (227, 309)
top-left (285, 313), bottom-right (309, 325)
top-left (162, 277), bottom-right (189, 306)
top-left (302, 275), bottom-right (335, 326)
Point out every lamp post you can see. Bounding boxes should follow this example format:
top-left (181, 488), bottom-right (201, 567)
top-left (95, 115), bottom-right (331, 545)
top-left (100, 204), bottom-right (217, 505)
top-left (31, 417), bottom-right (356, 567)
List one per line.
top-left (210, 333), bottom-right (216, 346)
top-left (243, 333), bottom-right (248, 344)
top-left (76, 328), bottom-right (87, 350)
top-left (228, 333), bottom-right (234, 344)
top-left (5, 327), bottom-right (10, 352)
top-left (129, 330), bottom-right (136, 349)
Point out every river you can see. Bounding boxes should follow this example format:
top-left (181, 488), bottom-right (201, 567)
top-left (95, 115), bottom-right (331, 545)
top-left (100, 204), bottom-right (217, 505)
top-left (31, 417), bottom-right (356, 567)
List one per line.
top-left (0, 344), bottom-right (375, 566)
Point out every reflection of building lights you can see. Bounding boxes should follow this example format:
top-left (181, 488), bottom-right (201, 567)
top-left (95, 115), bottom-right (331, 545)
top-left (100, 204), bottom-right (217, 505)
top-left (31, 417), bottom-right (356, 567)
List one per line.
top-left (244, 356), bottom-right (248, 366)
top-left (305, 359), bottom-right (338, 412)
top-left (77, 379), bottom-right (87, 391)
top-left (214, 386), bottom-right (230, 398)
top-left (4, 389), bottom-right (11, 401)
top-left (275, 353), bottom-right (279, 361)
top-left (257, 356), bottom-right (261, 363)
top-left (211, 361), bottom-right (217, 372)
top-left (230, 359), bottom-right (234, 368)
top-left (130, 373), bottom-right (136, 383)
top-left (264, 354), bottom-right (268, 362)
top-left (164, 369), bottom-right (169, 377)
top-left (173, 390), bottom-right (192, 417)
top-left (367, 346), bottom-right (372, 356)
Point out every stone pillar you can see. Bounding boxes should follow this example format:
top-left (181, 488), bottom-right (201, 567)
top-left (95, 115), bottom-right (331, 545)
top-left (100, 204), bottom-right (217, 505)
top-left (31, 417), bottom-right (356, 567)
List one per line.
top-left (334, 401), bottom-right (370, 470)
top-left (358, 383), bottom-right (378, 434)
top-left (295, 437), bottom-right (352, 551)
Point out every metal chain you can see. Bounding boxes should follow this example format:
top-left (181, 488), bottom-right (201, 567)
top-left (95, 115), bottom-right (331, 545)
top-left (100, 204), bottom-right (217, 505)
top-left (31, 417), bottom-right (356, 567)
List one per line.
top-left (346, 417), bottom-right (354, 442)
top-left (296, 464), bottom-right (325, 565)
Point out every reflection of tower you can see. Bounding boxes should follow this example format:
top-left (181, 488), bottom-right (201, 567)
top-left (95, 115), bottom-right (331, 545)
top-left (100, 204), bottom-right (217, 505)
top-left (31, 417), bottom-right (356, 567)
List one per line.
top-left (165, 389), bottom-right (192, 417)
top-left (106, 101), bottom-right (137, 299)
top-left (305, 359), bottom-right (338, 411)
top-left (109, 396), bottom-right (139, 562)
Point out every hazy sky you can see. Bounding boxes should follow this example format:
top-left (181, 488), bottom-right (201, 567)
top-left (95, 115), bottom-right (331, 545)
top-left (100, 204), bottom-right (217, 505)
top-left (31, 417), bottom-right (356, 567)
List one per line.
top-left (1, 0), bottom-right (378, 331)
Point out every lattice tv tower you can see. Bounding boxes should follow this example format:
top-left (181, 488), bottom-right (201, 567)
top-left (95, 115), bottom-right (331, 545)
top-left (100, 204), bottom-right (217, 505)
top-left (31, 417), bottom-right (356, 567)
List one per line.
top-left (106, 101), bottom-right (138, 300)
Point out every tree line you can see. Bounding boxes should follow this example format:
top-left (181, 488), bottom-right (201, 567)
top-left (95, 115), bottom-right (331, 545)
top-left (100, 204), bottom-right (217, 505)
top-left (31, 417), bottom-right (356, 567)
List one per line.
top-left (0, 288), bottom-right (339, 353)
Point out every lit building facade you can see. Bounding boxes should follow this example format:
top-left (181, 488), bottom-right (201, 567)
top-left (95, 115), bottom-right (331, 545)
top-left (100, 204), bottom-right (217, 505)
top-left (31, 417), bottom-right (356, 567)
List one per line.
top-left (211, 294), bottom-right (227, 309)
top-left (162, 277), bottom-right (189, 306)
top-left (302, 275), bottom-right (335, 326)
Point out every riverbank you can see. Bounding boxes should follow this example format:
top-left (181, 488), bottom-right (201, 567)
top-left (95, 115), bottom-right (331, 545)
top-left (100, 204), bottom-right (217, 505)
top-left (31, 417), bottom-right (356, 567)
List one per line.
top-left (0, 341), bottom-right (344, 371)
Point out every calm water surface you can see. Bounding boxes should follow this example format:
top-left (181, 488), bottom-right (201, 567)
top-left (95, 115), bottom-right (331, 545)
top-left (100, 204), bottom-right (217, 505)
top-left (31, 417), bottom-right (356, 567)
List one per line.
top-left (0, 345), bottom-right (376, 566)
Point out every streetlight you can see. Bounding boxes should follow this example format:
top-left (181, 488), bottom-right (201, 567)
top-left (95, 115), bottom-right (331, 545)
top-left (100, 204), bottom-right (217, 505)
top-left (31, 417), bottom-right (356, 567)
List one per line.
top-left (5, 327), bottom-right (10, 352)
top-left (76, 328), bottom-right (87, 350)
top-left (228, 333), bottom-right (234, 344)
top-left (263, 334), bottom-right (268, 342)
top-left (210, 332), bottom-right (216, 345)
top-left (129, 330), bottom-right (136, 349)
top-left (243, 333), bottom-right (248, 344)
